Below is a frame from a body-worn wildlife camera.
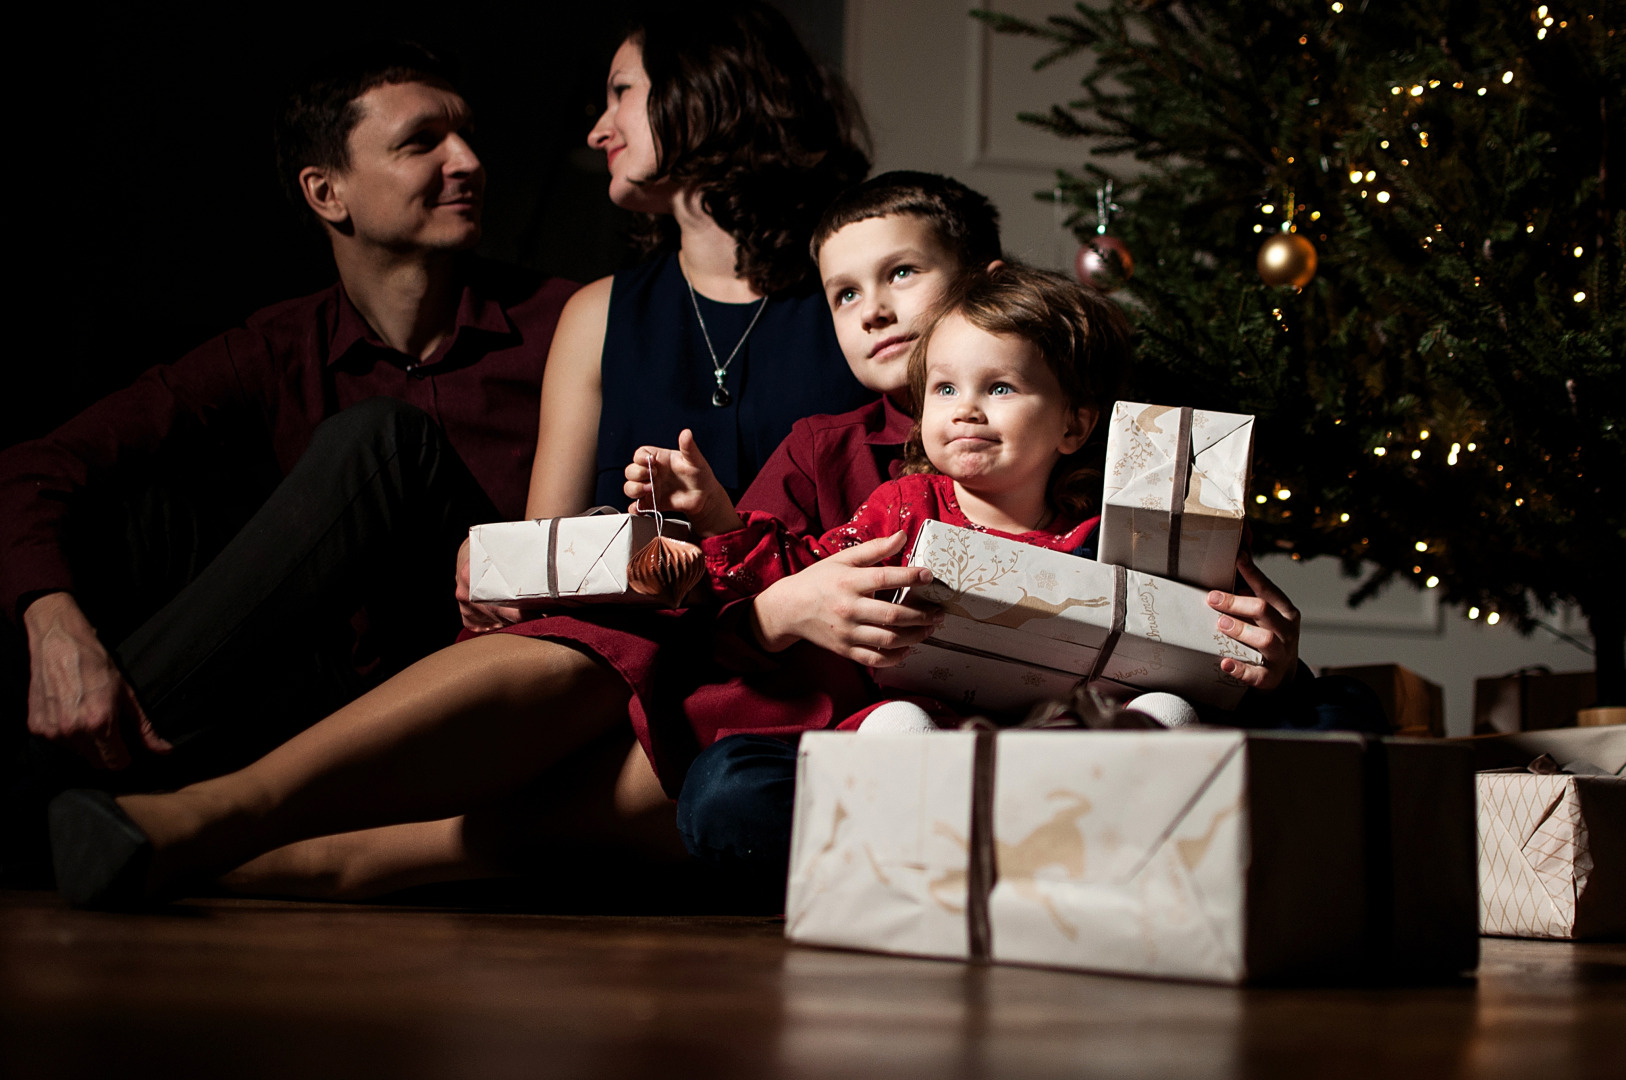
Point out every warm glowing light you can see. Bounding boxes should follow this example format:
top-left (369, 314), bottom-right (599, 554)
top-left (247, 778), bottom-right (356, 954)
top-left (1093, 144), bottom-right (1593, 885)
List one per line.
top-left (1339, 513), bottom-right (1350, 523)
top-left (1310, 211), bottom-right (1321, 220)
top-left (1349, 169), bottom-right (1364, 183)
top-left (1376, 191), bottom-right (1391, 203)
top-left (1429, 80), bottom-right (1441, 88)
top-left (1411, 449), bottom-right (1422, 459)
top-left (1331, 1), bottom-right (1343, 11)
top-left (1574, 246), bottom-right (1584, 257)
top-left (1538, 27), bottom-right (1548, 38)
top-left (1477, 87), bottom-right (1487, 96)
top-left (1467, 442), bottom-right (1476, 451)
top-left (1419, 430), bottom-right (1430, 440)
top-left (1410, 85), bottom-right (1424, 96)
top-left (1502, 70), bottom-right (1515, 83)
top-left (1468, 606), bottom-right (1480, 619)
top-left (1544, 16), bottom-right (1554, 25)
top-left (1515, 498), bottom-right (1525, 506)
top-left (1380, 140), bottom-right (1390, 148)
top-left (1575, 291), bottom-right (1588, 302)
top-left (1426, 576), bottom-right (1440, 588)
top-left (1537, 5), bottom-right (1548, 16)
top-left (1527, 224), bottom-right (1535, 233)
top-left (1365, 170), bottom-right (1376, 181)
top-left (1418, 132), bottom-right (1430, 147)
top-left (1253, 224), bottom-right (1264, 234)
top-left (1487, 611), bottom-right (1501, 625)
top-left (1255, 494), bottom-right (1268, 504)
top-left (1277, 489), bottom-right (1292, 501)
top-left (1391, 86), bottom-right (1403, 96)
top-left (1415, 541), bottom-right (1428, 552)
top-left (1413, 566), bottom-right (1422, 574)
top-left (1262, 203), bottom-right (1275, 214)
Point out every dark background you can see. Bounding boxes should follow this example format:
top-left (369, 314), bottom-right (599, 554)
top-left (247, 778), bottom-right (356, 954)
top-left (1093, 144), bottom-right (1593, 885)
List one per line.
top-left (13, 0), bottom-right (844, 447)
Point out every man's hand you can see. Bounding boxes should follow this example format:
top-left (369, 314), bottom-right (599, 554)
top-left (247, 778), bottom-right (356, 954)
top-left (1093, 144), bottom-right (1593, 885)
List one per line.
top-left (23, 592), bottom-right (170, 769)
top-left (748, 531), bottom-right (944, 666)
top-left (1208, 549), bottom-right (1301, 693)
top-left (455, 536), bottom-right (523, 632)
top-left (624, 429), bottom-right (743, 539)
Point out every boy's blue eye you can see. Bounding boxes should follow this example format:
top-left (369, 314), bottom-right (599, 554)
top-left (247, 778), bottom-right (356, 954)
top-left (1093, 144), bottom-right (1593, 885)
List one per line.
top-left (835, 288), bottom-right (858, 306)
top-left (890, 266), bottom-right (916, 282)
top-left (933, 384), bottom-right (956, 396)
top-left (990, 383), bottom-right (1014, 396)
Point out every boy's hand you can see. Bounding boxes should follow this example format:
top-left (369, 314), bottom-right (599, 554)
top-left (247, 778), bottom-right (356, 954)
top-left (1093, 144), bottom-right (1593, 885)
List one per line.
top-left (624, 429), bottom-right (744, 539)
top-left (748, 531), bottom-right (944, 665)
top-left (1207, 549), bottom-right (1300, 693)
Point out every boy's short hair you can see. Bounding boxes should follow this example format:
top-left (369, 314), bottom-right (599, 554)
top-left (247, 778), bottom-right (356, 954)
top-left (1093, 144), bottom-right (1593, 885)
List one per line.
top-left (810, 170), bottom-right (1002, 269)
top-left (274, 41), bottom-right (460, 210)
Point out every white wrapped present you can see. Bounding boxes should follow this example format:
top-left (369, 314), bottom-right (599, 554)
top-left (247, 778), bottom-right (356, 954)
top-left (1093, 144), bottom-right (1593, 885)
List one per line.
top-left (1100, 401), bottom-right (1254, 591)
top-left (874, 520), bottom-right (1258, 711)
top-left (1466, 728), bottom-right (1625, 940)
top-left (788, 729), bottom-right (1475, 983)
top-left (468, 508), bottom-right (695, 607)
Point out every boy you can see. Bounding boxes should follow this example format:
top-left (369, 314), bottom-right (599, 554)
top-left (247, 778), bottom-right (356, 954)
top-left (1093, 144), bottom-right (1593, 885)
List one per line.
top-left (669, 171), bottom-right (1006, 887)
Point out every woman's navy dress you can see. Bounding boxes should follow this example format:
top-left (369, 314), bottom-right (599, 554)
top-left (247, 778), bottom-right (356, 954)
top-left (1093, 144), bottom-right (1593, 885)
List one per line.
top-left (593, 253), bottom-right (871, 506)
top-left (491, 253), bottom-right (876, 793)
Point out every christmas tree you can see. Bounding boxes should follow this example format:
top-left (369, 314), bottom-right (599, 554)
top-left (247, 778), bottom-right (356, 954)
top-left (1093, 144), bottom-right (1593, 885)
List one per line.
top-left (978, 0), bottom-right (1625, 705)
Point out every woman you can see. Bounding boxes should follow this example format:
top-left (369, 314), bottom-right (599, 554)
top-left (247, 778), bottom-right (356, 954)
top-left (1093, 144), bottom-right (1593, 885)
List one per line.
top-left (50, 2), bottom-right (932, 907)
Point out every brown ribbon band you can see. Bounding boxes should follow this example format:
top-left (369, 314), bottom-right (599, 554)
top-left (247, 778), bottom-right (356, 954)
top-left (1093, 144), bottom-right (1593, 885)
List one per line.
top-left (538, 506), bottom-right (622, 600)
top-left (1167, 406), bottom-right (1194, 582)
top-left (1084, 565), bottom-right (1130, 684)
top-left (967, 731), bottom-right (999, 963)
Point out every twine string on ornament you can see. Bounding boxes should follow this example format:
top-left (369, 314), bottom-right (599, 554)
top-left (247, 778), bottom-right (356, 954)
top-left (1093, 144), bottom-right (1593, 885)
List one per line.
top-left (627, 451), bottom-right (706, 606)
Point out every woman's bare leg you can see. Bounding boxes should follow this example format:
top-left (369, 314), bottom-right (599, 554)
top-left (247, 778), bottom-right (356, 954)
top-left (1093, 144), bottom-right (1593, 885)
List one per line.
top-left (113, 634), bottom-right (629, 895)
top-left (219, 734), bottom-right (683, 901)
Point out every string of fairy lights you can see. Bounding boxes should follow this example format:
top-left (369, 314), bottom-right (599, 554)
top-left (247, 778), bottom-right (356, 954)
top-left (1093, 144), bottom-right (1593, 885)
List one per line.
top-left (1234, 1), bottom-right (1600, 628)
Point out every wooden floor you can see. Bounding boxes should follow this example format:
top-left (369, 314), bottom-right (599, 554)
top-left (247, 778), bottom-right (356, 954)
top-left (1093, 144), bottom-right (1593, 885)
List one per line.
top-left (2, 889), bottom-right (1622, 1080)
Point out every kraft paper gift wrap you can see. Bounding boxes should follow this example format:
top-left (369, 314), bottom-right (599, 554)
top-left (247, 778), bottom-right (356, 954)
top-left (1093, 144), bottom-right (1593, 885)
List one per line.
top-left (874, 520), bottom-right (1258, 711)
top-left (786, 730), bottom-right (1379, 984)
top-left (1101, 401), bottom-right (1254, 592)
top-left (1477, 770), bottom-right (1626, 940)
top-left (468, 509), bottom-right (689, 606)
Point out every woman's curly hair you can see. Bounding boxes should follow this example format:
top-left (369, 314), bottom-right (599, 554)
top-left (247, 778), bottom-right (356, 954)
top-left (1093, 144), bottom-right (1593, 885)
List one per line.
top-left (901, 265), bottom-right (1134, 522)
top-left (625, 1), bottom-right (871, 295)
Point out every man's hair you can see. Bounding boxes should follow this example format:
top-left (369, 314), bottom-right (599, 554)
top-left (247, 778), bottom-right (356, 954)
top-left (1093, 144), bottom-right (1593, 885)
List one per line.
top-left (902, 263), bottom-right (1133, 520)
top-left (274, 41), bottom-right (460, 209)
top-left (810, 171), bottom-right (1002, 269)
top-left (625, 1), bottom-right (872, 295)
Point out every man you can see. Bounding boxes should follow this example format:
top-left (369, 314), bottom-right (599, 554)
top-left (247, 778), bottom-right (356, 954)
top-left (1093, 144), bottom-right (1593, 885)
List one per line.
top-left (0, 42), bottom-right (577, 809)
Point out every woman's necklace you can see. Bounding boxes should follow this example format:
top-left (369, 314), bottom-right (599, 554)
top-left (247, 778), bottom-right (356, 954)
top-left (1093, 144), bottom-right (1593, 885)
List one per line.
top-left (684, 273), bottom-right (769, 407)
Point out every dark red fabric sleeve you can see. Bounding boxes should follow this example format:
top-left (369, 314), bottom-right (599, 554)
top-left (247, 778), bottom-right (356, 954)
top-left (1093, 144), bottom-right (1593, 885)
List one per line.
top-left (0, 329), bottom-right (272, 622)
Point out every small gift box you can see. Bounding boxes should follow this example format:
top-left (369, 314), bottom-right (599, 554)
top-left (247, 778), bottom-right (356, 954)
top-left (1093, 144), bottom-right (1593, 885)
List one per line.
top-left (785, 730), bottom-right (1478, 983)
top-left (1472, 668), bottom-right (1596, 734)
top-left (468, 508), bottom-right (700, 607)
top-left (1100, 401), bottom-right (1254, 592)
top-left (873, 520), bottom-right (1257, 711)
top-left (1322, 663), bottom-right (1444, 737)
top-left (1471, 729), bottom-right (1626, 939)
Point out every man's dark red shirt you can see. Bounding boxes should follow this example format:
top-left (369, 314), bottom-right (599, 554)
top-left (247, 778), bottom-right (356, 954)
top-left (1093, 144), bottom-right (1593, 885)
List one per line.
top-left (0, 258), bottom-right (578, 621)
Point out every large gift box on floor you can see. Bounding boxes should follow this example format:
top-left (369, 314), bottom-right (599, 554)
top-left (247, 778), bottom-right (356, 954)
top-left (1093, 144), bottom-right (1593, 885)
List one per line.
top-left (1100, 401), bottom-right (1254, 591)
top-left (468, 510), bottom-right (694, 607)
top-left (785, 730), bottom-right (1477, 984)
top-left (875, 520), bottom-right (1259, 711)
top-left (1470, 728), bottom-right (1626, 939)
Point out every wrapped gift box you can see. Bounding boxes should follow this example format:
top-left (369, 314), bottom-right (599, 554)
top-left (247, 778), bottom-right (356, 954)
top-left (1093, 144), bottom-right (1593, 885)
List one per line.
top-left (1472, 668), bottom-right (1596, 734)
top-left (1472, 729), bottom-right (1626, 939)
top-left (875, 520), bottom-right (1258, 711)
top-left (1322, 664), bottom-right (1444, 737)
top-left (786, 729), bottom-right (1477, 983)
top-left (1100, 401), bottom-right (1254, 591)
top-left (468, 509), bottom-right (690, 607)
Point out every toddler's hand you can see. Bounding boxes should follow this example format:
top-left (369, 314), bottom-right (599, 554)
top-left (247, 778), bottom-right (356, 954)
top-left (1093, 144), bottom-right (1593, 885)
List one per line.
top-left (1207, 549), bottom-right (1300, 693)
top-left (624, 428), bottom-right (743, 539)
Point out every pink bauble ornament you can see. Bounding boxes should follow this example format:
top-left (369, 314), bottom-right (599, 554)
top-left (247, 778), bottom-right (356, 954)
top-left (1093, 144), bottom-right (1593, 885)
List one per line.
top-left (1075, 235), bottom-right (1134, 290)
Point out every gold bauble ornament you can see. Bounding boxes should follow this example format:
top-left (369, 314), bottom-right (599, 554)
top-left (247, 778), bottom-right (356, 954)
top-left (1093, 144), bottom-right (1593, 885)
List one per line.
top-left (1257, 232), bottom-right (1317, 287)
